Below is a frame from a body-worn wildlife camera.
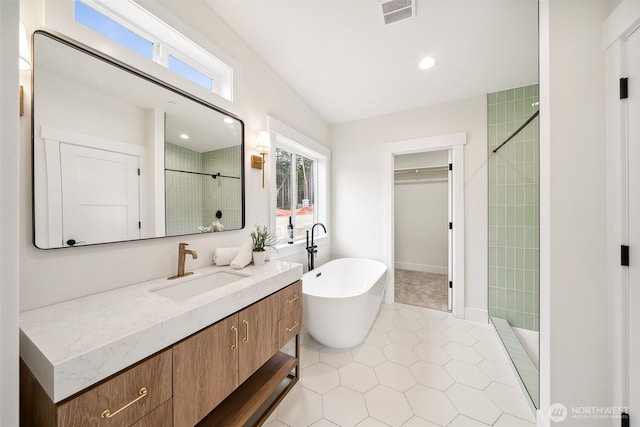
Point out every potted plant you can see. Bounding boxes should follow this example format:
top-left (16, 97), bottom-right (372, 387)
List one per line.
top-left (250, 224), bottom-right (277, 266)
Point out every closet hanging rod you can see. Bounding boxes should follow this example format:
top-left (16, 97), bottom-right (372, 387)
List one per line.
top-left (165, 168), bottom-right (240, 180)
top-left (492, 110), bottom-right (539, 154)
top-left (394, 166), bottom-right (449, 175)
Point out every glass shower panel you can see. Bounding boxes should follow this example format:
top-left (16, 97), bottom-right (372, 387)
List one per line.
top-left (488, 84), bottom-right (539, 410)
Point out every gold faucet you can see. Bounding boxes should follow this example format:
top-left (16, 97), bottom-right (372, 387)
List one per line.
top-left (168, 243), bottom-right (198, 280)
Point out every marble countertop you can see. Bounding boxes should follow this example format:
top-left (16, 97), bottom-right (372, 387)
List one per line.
top-left (19, 260), bottom-right (303, 403)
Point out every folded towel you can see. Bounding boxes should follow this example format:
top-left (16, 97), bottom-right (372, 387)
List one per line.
top-left (230, 239), bottom-right (253, 269)
top-left (213, 247), bottom-right (240, 266)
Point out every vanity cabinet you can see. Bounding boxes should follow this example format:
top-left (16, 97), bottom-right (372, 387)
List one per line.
top-left (173, 291), bottom-right (278, 427)
top-left (20, 279), bottom-right (302, 427)
top-left (20, 349), bottom-right (172, 427)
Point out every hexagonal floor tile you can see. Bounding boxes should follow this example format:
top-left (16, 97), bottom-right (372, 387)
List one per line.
top-left (311, 419), bottom-right (340, 427)
top-left (410, 360), bottom-right (455, 391)
top-left (364, 329), bottom-right (392, 347)
top-left (319, 347), bottom-right (354, 368)
top-left (443, 328), bottom-right (478, 346)
top-left (401, 416), bottom-right (440, 427)
top-left (393, 317), bottom-right (422, 332)
top-left (301, 345), bottom-right (320, 368)
top-left (378, 305), bottom-right (400, 320)
top-left (469, 325), bottom-right (497, 342)
top-left (364, 385), bottom-right (413, 426)
top-left (339, 362), bottom-right (379, 393)
top-left (374, 361), bottom-right (416, 392)
top-left (448, 414), bottom-right (493, 426)
top-left (302, 362), bottom-right (341, 394)
top-left (405, 384), bottom-right (458, 426)
top-left (473, 340), bottom-right (506, 362)
top-left (323, 386), bottom-right (369, 426)
top-left (372, 318), bottom-right (396, 332)
top-left (352, 343), bottom-right (387, 367)
top-left (444, 360), bottom-right (491, 390)
top-left (446, 383), bottom-right (502, 425)
top-left (478, 358), bottom-right (517, 386)
top-left (277, 385), bottom-right (323, 426)
top-left (355, 417), bottom-right (389, 427)
top-left (442, 316), bottom-right (475, 331)
top-left (484, 382), bottom-right (535, 421)
top-left (494, 413), bottom-right (537, 427)
top-left (388, 329), bottom-right (420, 346)
top-left (417, 316), bottom-right (448, 332)
top-left (397, 306), bottom-right (424, 319)
top-left (382, 343), bottom-right (419, 366)
top-left (416, 328), bottom-right (450, 346)
top-left (413, 342), bottom-right (452, 365)
top-left (443, 342), bottom-right (483, 365)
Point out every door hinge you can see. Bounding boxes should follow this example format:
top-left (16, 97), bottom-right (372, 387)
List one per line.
top-left (620, 77), bottom-right (629, 100)
top-left (621, 245), bottom-right (630, 266)
top-left (138, 221), bottom-right (142, 229)
top-left (137, 168), bottom-right (141, 176)
top-left (448, 163), bottom-right (453, 171)
top-left (621, 412), bottom-right (629, 427)
top-left (449, 222), bottom-right (453, 230)
top-left (449, 281), bottom-right (453, 289)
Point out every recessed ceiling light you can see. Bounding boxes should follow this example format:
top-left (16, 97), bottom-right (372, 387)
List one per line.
top-left (180, 133), bottom-right (189, 140)
top-left (224, 117), bottom-right (234, 124)
top-left (419, 56), bottom-right (436, 70)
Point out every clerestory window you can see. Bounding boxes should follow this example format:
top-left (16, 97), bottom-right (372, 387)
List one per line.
top-left (74, 0), bottom-right (233, 101)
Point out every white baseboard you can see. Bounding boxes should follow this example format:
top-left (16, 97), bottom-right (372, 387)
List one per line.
top-left (394, 262), bottom-right (448, 275)
top-left (464, 307), bottom-right (488, 323)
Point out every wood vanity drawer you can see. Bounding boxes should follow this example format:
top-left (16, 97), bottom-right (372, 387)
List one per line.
top-left (56, 349), bottom-right (172, 426)
top-left (279, 307), bottom-right (302, 348)
top-left (279, 280), bottom-right (302, 318)
top-left (131, 399), bottom-right (172, 427)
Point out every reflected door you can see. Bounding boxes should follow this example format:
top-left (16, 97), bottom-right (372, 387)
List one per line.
top-left (60, 143), bottom-right (140, 246)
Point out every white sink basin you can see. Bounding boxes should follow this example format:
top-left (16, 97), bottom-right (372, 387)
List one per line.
top-left (151, 270), bottom-right (251, 301)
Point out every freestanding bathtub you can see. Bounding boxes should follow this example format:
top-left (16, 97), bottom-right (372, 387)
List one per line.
top-left (302, 258), bottom-right (388, 348)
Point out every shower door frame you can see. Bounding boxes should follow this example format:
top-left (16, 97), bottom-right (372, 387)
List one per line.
top-left (382, 132), bottom-right (466, 319)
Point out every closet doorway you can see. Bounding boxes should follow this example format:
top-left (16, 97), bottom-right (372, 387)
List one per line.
top-left (394, 150), bottom-right (451, 311)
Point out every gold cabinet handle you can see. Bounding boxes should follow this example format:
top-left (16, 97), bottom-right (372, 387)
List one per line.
top-left (231, 325), bottom-right (238, 350)
top-left (286, 321), bottom-right (299, 332)
top-left (285, 295), bottom-right (299, 304)
top-left (242, 319), bottom-right (249, 343)
top-left (101, 387), bottom-right (147, 419)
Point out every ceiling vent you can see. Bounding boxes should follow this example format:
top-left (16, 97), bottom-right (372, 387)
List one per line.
top-left (381, 0), bottom-right (415, 25)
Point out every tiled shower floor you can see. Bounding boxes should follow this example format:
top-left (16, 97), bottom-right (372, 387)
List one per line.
top-left (265, 303), bottom-right (536, 427)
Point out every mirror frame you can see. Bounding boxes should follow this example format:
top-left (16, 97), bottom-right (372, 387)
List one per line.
top-left (31, 30), bottom-right (246, 249)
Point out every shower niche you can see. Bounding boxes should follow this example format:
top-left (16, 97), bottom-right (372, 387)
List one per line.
top-left (487, 84), bottom-right (540, 410)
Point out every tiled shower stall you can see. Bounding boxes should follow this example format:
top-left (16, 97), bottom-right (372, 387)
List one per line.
top-left (487, 84), bottom-right (539, 409)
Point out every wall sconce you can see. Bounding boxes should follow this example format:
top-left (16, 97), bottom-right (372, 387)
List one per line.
top-left (19, 22), bottom-right (31, 117)
top-left (251, 130), bottom-right (271, 188)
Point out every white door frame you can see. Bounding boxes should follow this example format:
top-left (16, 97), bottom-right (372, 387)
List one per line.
top-left (383, 132), bottom-right (466, 318)
top-left (603, 0), bottom-right (640, 415)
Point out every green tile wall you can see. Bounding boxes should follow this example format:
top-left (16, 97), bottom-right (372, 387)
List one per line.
top-left (165, 143), bottom-right (242, 236)
top-left (488, 84), bottom-right (539, 331)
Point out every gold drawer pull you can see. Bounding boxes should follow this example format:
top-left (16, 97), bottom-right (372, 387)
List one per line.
top-left (285, 295), bottom-right (299, 304)
top-left (101, 387), bottom-right (147, 419)
top-left (286, 321), bottom-right (299, 332)
top-left (242, 319), bottom-right (249, 343)
top-left (231, 325), bottom-right (238, 350)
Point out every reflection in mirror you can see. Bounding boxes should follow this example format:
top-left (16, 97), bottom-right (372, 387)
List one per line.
top-left (32, 31), bottom-right (244, 249)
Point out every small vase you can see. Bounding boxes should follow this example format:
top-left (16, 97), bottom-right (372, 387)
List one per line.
top-left (252, 251), bottom-right (266, 266)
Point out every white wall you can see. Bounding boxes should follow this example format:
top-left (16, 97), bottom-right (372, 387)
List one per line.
top-left (539, 0), bottom-right (610, 425)
top-left (394, 151), bottom-right (449, 274)
top-left (1, 1), bottom-right (20, 424)
top-left (19, 0), bottom-right (329, 311)
top-left (331, 95), bottom-right (488, 314)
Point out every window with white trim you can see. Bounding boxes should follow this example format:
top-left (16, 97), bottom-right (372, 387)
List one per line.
top-left (74, 0), bottom-right (233, 100)
top-left (274, 134), bottom-right (328, 243)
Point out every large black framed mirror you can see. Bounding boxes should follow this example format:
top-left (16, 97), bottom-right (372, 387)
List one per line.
top-left (32, 31), bottom-right (245, 249)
